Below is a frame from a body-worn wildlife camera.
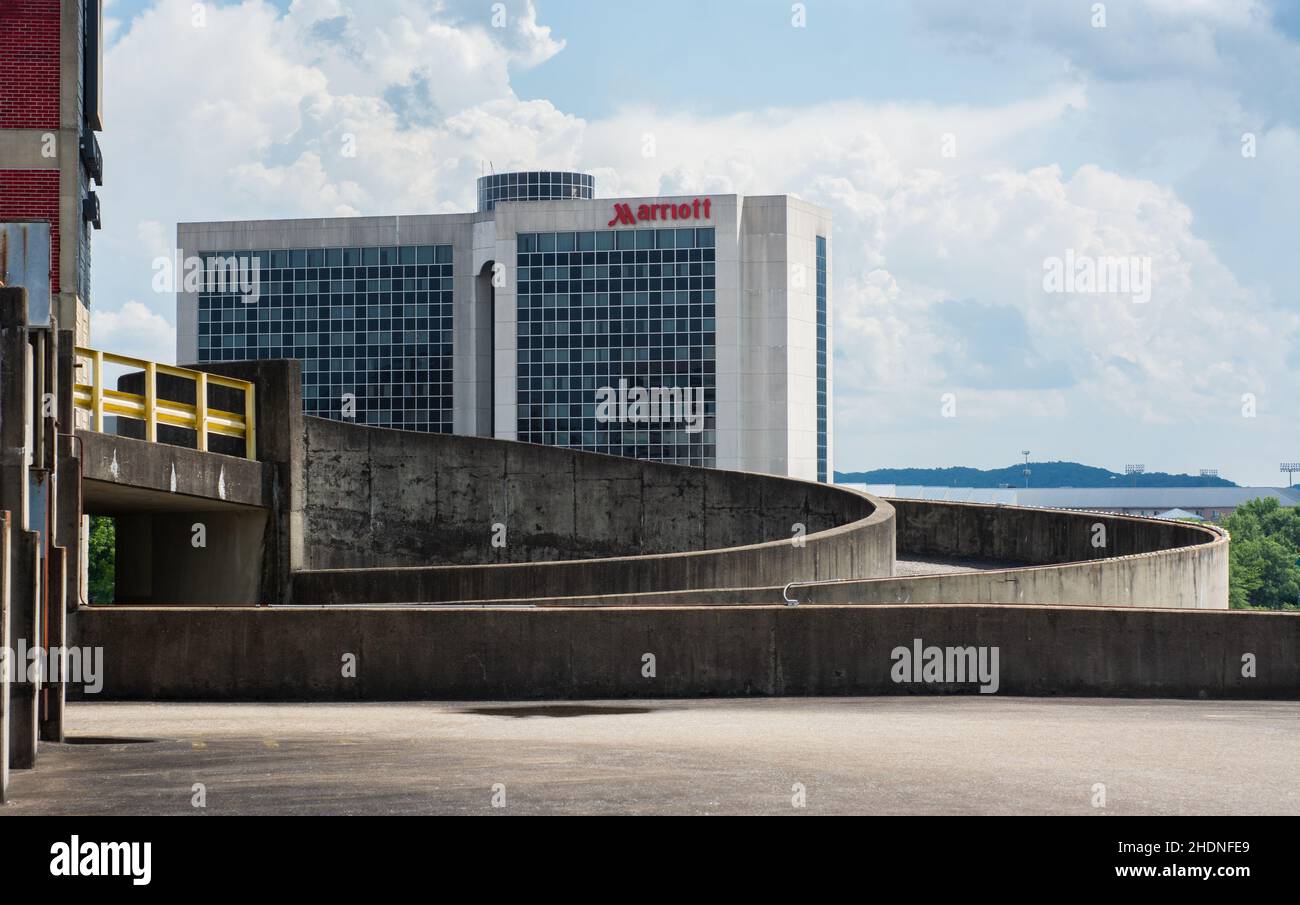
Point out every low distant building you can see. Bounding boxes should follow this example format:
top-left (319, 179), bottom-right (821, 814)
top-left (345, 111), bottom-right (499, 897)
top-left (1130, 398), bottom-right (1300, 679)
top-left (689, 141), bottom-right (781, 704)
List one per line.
top-left (844, 485), bottom-right (1300, 521)
top-left (1156, 508), bottom-right (1204, 522)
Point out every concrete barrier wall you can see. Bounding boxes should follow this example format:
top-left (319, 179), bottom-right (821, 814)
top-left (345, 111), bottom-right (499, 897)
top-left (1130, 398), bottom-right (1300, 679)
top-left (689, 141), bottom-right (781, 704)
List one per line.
top-left (292, 495), bottom-right (1228, 608)
top-left (304, 416), bottom-right (883, 565)
top-left (72, 604), bottom-right (1299, 700)
top-left (880, 499), bottom-right (1229, 609)
top-left (893, 498), bottom-right (1220, 563)
top-left (78, 431), bottom-right (273, 510)
top-left (293, 416), bottom-right (895, 601)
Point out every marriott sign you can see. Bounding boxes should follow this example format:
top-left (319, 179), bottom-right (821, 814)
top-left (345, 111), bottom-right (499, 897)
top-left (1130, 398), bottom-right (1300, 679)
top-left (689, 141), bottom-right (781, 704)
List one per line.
top-left (608, 198), bottom-right (712, 227)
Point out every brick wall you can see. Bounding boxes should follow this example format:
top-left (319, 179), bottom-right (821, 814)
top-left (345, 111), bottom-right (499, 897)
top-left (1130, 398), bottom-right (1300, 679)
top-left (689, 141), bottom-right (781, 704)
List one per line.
top-left (0, 169), bottom-right (60, 292)
top-left (0, 0), bottom-right (62, 130)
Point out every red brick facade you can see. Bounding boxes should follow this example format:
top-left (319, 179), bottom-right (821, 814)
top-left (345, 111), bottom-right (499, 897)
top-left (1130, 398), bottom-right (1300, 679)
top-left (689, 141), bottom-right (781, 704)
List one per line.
top-left (0, 0), bottom-right (62, 130)
top-left (1, 0), bottom-right (63, 294)
top-left (0, 170), bottom-right (60, 292)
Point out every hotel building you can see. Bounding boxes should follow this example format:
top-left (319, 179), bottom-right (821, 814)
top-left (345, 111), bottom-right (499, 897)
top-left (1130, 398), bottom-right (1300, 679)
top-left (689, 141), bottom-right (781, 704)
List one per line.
top-left (176, 171), bottom-right (831, 480)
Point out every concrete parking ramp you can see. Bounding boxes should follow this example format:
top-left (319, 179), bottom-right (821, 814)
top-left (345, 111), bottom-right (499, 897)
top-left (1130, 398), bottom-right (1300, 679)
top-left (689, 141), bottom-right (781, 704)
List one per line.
top-left (54, 355), bottom-right (1260, 706)
top-left (288, 499), bottom-right (1227, 609)
top-left (290, 414), bottom-right (896, 601)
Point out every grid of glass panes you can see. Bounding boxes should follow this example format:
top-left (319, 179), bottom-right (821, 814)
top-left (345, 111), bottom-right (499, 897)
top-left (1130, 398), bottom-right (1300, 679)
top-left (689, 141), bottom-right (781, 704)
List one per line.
top-left (478, 171), bottom-right (594, 212)
top-left (195, 245), bottom-right (454, 433)
top-left (515, 226), bottom-right (716, 466)
top-left (816, 236), bottom-right (828, 483)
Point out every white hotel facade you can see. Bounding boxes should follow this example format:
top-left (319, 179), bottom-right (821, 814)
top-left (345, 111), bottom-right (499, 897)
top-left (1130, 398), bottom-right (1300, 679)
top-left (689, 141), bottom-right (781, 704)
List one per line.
top-left (177, 171), bottom-right (831, 481)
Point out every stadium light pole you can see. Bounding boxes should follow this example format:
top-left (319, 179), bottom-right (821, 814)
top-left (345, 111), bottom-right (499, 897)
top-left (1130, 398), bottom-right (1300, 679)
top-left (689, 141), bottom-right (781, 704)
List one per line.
top-left (1281, 462), bottom-right (1300, 488)
top-left (1125, 463), bottom-right (1145, 488)
top-left (1021, 450), bottom-right (1031, 488)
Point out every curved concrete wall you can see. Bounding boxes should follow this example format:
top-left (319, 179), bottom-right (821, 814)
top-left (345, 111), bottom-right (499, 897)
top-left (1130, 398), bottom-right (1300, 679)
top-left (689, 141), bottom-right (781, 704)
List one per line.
top-left (805, 500), bottom-right (1229, 609)
top-left (892, 499), bottom-right (1221, 563)
top-left (343, 500), bottom-right (1229, 610)
top-left (294, 417), bottom-right (895, 602)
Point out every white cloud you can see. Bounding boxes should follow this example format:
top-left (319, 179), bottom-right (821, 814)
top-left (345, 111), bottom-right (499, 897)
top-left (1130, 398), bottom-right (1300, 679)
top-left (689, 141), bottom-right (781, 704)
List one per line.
top-left (92, 0), bottom-right (1299, 481)
top-left (90, 301), bottom-right (176, 364)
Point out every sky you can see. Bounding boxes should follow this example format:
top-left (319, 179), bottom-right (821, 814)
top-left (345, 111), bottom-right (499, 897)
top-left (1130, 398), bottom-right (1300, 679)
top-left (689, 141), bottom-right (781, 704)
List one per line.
top-left (90, 0), bottom-right (1300, 484)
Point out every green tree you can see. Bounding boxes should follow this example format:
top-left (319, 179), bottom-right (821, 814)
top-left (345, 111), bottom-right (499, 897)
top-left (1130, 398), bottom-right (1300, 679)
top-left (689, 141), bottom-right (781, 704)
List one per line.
top-left (1222, 499), bottom-right (1300, 610)
top-left (87, 516), bottom-right (115, 604)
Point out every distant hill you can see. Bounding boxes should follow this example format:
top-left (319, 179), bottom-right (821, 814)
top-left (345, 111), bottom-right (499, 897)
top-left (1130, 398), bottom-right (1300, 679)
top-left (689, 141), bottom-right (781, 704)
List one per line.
top-left (834, 461), bottom-right (1238, 488)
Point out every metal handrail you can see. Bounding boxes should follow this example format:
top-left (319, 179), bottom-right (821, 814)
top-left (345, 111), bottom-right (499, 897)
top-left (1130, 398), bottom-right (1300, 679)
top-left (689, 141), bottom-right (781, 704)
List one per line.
top-left (71, 347), bottom-right (257, 460)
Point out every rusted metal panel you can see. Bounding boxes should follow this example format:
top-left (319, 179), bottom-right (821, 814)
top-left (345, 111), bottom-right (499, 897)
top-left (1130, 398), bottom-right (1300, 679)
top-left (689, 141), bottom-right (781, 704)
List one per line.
top-left (0, 222), bottom-right (53, 327)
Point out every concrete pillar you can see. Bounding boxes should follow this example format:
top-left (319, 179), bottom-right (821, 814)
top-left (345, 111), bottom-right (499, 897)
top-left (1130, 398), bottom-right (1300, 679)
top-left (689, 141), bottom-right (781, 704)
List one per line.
top-left (187, 360), bottom-right (304, 605)
top-left (39, 545), bottom-right (66, 741)
top-left (1, 510), bottom-right (10, 803)
top-left (1, 288), bottom-right (40, 769)
top-left (8, 533), bottom-right (39, 768)
top-left (55, 434), bottom-right (82, 607)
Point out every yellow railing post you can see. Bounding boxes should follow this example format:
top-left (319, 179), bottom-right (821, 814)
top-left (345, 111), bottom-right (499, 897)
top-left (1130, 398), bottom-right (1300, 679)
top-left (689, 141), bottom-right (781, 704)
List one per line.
top-left (144, 360), bottom-right (157, 443)
top-left (244, 383), bottom-right (257, 460)
top-left (195, 371), bottom-right (209, 452)
top-left (91, 349), bottom-right (104, 433)
top-left (73, 346), bottom-right (258, 461)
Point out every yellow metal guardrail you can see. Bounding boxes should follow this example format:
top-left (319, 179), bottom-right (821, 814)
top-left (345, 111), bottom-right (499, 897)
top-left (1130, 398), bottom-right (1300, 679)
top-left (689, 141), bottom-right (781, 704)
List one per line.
top-left (73, 347), bottom-right (257, 460)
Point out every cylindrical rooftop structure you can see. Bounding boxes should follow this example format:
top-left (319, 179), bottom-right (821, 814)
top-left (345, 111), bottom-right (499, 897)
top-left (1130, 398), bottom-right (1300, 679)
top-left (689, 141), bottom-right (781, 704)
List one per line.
top-left (477, 170), bottom-right (594, 212)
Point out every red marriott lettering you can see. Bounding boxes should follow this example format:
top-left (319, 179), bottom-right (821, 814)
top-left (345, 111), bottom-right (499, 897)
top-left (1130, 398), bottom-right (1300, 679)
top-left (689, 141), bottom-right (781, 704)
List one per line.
top-left (607, 198), bottom-right (711, 227)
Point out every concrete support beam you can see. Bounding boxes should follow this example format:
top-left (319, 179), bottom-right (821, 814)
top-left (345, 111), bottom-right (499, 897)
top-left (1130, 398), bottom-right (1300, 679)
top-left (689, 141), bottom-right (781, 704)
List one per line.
top-left (0, 289), bottom-right (40, 769)
top-left (8, 531), bottom-right (39, 768)
top-left (77, 431), bottom-right (272, 510)
top-left (39, 545), bottom-right (67, 741)
top-left (54, 434), bottom-right (82, 608)
top-left (185, 360), bottom-right (304, 605)
top-left (0, 511), bottom-right (9, 802)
